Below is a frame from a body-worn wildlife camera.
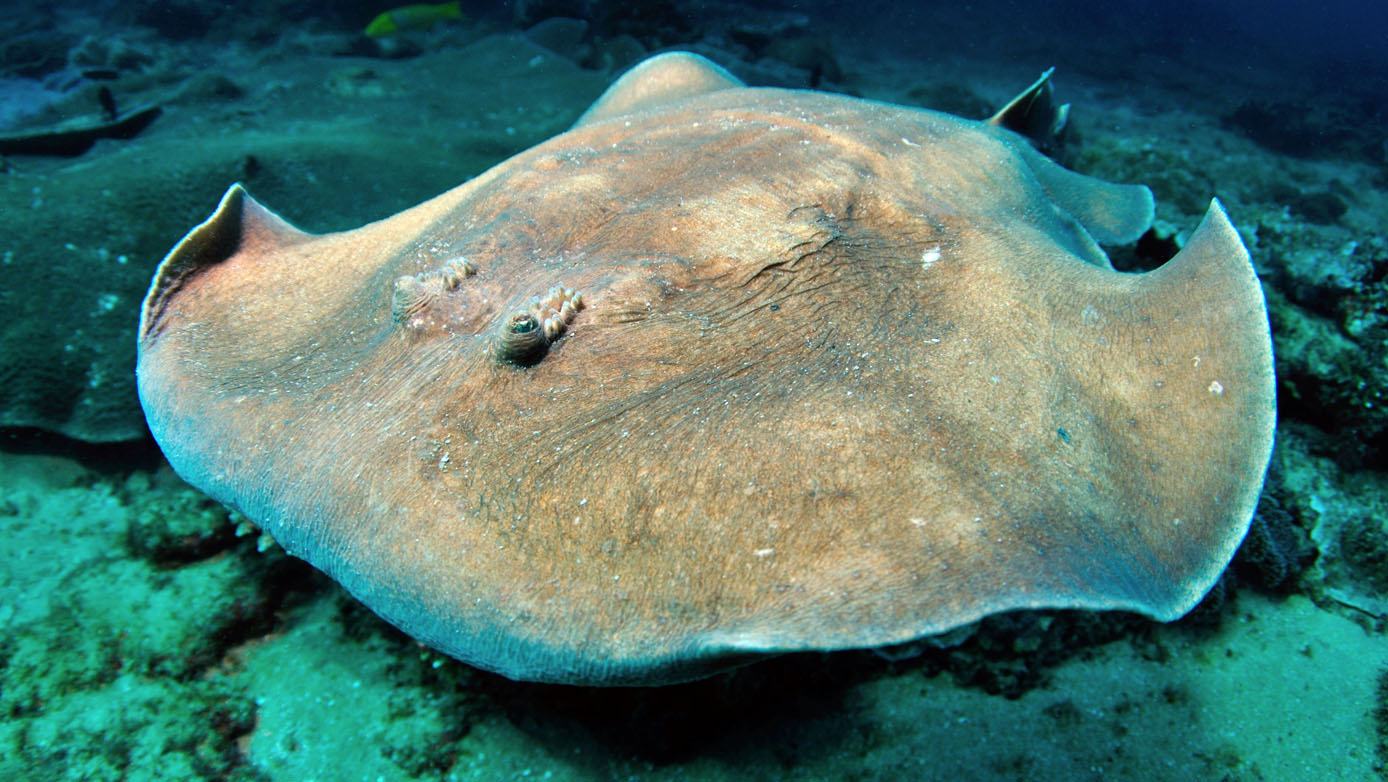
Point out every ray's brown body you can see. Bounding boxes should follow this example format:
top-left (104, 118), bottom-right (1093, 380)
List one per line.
top-left (137, 53), bottom-right (1275, 684)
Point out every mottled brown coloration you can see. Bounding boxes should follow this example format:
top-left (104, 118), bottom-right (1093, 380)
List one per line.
top-left (137, 53), bottom-right (1275, 685)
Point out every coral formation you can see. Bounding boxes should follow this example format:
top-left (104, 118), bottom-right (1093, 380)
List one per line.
top-left (0, 454), bottom-right (298, 781)
top-left (1263, 254), bottom-right (1388, 470)
top-left (1340, 516), bottom-right (1388, 595)
top-left (1232, 493), bottom-right (1317, 592)
top-left (121, 467), bottom-right (239, 565)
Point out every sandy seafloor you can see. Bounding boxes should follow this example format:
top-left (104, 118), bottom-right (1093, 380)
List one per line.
top-left (1, 2), bottom-right (1387, 780)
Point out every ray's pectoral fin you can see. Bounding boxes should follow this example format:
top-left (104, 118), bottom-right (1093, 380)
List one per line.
top-left (986, 70), bottom-right (1154, 248)
top-left (1123, 197), bottom-right (1276, 617)
top-left (1014, 141), bottom-right (1156, 246)
top-left (571, 52), bottom-right (745, 129)
top-left (987, 66), bottom-right (1070, 155)
top-left (138, 183), bottom-right (310, 344)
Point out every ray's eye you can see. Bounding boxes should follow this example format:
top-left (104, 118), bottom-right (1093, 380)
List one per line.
top-left (493, 286), bottom-right (584, 367)
top-left (495, 311), bottom-right (549, 365)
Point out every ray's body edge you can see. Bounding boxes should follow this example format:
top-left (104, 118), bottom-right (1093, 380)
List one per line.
top-left (134, 53), bottom-right (1275, 686)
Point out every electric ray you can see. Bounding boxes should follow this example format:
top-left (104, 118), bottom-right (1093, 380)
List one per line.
top-left (136, 53), bottom-right (1275, 685)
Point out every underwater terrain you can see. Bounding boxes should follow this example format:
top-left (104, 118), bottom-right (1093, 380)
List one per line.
top-left (1, 0), bottom-right (1386, 779)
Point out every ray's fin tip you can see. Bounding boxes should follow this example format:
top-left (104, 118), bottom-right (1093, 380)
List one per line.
top-left (572, 51), bottom-right (745, 129)
top-left (138, 183), bottom-right (306, 343)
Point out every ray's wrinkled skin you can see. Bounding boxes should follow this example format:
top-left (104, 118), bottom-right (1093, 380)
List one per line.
top-left (136, 53), bottom-right (1275, 685)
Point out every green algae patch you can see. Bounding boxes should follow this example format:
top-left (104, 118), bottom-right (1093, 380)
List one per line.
top-left (219, 595), bottom-right (476, 781)
top-left (0, 675), bottom-right (257, 782)
top-left (0, 450), bottom-right (277, 781)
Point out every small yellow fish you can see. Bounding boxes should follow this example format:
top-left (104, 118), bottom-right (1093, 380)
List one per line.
top-left (365, 1), bottom-right (464, 38)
